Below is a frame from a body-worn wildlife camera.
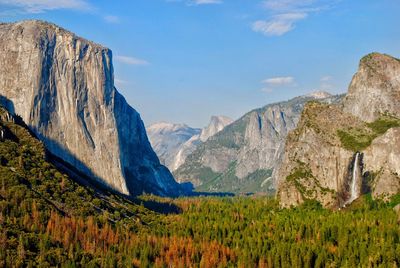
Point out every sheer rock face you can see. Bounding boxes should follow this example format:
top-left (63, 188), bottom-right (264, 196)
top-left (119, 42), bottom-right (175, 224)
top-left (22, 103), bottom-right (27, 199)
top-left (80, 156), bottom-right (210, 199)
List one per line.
top-left (174, 93), bottom-right (341, 192)
top-left (364, 128), bottom-right (400, 199)
top-left (343, 53), bottom-right (400, 122)
top-left (234, 102), bottom-right (301, 180)
top-left (276, 103), bottom-right (362, 208)
top-left (199, 116), bottom-right (233, 142)
top-left (0, 20), bottom-right (181, 196)
top-left (277, 53), bottom-right (400, 208)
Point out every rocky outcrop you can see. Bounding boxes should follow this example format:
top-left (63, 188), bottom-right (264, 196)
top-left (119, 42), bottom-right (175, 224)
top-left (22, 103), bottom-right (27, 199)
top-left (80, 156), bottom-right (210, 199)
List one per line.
top-left (199, 116), bottom-right (233, 142)
top-left (277, 53), bottom-right (400, 208)
top-left (0, 20), bottom-right (182, 196)
top-left (147, 116), bottom-right (232, 172)
top-left (364, 128), bottom-right (400, 199)
top-left (276, 102), bottom-right (364, 208)
top-left (175, 93), bottom-right (342, 193)
top-left (343, 53), bottom-right (400, 122)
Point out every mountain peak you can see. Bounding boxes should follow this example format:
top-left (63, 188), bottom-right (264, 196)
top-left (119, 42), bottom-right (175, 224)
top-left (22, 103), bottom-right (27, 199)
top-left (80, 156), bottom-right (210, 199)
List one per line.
top-left (360, 52), bottom-right (399, 65)
top-left (343, 52), bottom-right (400, 122)
top-left (147, 122), bottom-right (192, 133)
top-left (1, 19), bottom-right (106, 51)
top-left (200, 115), bottom-right (233, 142)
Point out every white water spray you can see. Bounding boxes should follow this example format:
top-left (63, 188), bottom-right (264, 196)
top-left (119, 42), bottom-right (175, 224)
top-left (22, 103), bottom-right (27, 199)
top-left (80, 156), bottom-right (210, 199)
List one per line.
top-left (346, 152), bottom-right (361, 205)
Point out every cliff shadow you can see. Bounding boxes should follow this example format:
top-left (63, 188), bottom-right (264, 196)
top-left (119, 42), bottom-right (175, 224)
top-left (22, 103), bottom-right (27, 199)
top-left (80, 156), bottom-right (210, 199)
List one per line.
top-left (0, 95), bottom-right (182, 215)
top-left (48, 150), bottom-right (183, 215)
top-left (0, 95), bottom-right (15, 114)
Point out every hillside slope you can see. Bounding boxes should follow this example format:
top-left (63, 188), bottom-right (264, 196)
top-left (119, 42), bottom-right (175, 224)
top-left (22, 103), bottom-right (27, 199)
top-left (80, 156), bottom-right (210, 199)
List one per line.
top-left (1, 105), bottom-right (399, 267)
top-left (0, 20), bottom-right (182, 197)
top-left (175, 93), bottom-right (342, 194)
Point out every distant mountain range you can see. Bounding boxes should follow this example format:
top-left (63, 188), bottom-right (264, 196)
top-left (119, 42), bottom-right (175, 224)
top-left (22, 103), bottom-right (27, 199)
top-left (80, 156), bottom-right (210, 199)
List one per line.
top-left (147, 116), bottom-right (233, 171)
top-left (150, 91), bottom-right (342, 194)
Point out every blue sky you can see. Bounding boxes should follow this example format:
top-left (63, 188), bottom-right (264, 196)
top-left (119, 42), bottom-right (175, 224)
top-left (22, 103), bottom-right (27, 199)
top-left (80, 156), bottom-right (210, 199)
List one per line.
top-left (1, 0), bottom-right (399, 127)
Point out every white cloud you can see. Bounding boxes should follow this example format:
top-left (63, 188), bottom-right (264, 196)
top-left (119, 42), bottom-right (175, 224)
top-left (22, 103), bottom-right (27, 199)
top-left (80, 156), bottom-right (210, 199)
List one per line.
top-left (252, 12), bottom-right (307, 36)
top-left (167, 0), bottom-right (222, 6)
top-left (191, 0), bottom-right (222, 4)
top-left (262, 0), bottom-right (319, 12)
top-left (253, 0), bottom-right (337, 36)
top-left (261, 76), bottom-right (295, 93)
top-left (115, 55), bottom-right (149, 66)
top-left (104, 15), bottom-right (120, 24)
top-left (0, 0), bottom-right (91, 13)
top-left (262, 76), bottom-right (294, 85)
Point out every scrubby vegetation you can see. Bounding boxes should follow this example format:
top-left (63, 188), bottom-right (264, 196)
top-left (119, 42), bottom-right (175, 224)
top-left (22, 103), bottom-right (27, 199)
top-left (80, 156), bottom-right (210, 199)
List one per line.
top-left (285, 162), bottom-right (334, 201)
top-left (195, 162), bottom-right (273, 195)
top-left (338, 115), bottom-right (400, 152)
top-left (1, 107), bottom-right (400, 267)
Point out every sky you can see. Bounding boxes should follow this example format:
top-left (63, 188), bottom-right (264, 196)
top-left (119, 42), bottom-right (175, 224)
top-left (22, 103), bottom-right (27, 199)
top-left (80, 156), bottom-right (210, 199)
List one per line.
top-left (1, 0), bottom-right (400, 127)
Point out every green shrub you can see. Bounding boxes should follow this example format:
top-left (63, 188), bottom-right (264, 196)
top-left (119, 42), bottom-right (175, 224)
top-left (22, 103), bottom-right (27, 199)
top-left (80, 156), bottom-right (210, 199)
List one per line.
top-left (338, 116), bottom-right (400, 152)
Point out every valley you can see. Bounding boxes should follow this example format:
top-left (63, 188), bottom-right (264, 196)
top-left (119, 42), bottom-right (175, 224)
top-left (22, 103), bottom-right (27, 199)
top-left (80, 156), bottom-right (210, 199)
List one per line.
top-left (0, 9), bottom-right (399, 267)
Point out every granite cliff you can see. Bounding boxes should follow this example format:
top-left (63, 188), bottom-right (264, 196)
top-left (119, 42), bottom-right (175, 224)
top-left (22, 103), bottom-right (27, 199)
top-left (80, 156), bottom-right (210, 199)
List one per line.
top-left (277, 53), bottom-right (400, 208)
top-left (175, 92), bottom-right (342, 193)
top-left (0, 20), bottom-right (182, 196)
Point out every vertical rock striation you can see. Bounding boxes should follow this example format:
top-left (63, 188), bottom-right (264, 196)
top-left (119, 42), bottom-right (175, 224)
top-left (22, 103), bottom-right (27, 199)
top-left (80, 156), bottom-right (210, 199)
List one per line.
top-left (277, 53), bottom-right (400, 208)
top-left (0, 20), bottom-right (181, 196)
top-left (343, 53), bottom-right (400, 122)
top-left (175, 93), bottom-right (342, 193)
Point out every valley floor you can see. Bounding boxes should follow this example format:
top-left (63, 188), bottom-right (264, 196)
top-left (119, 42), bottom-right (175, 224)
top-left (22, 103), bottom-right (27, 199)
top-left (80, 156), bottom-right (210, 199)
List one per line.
top-left (2, 191), bottom-right (400, 267)
top-left (0, 113), bottom-right (399, 267)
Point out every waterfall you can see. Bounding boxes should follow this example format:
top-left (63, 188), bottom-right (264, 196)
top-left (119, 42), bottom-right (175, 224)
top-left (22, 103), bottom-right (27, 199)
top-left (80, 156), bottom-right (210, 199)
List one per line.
top-left (345, 152), bottom-right (361, 205)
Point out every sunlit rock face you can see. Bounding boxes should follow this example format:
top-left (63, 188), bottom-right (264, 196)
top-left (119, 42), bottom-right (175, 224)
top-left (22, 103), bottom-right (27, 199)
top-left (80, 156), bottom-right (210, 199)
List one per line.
top-left (0, 20), bottom-right (182, 196)
top-left (277, 53), bottom-right (400, 208)
top-left (174, 93), bottom-right (342, 193)
top-left (364, 128), bottom-right (400, 200)
top-left (275, 103), bottom-right (360, 208)
top-left (343, 53), bottom-right (400, 122)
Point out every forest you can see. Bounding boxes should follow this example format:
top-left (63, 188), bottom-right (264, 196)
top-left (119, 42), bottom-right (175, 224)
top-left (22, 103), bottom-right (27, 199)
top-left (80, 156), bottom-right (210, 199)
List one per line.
top-left (0, 106), bottom-right (399, 267)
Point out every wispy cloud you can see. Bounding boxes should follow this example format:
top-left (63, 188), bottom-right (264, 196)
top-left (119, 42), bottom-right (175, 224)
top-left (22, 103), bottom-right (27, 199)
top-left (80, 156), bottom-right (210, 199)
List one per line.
top-left (191, 0), bottom-right (222, 5)
top-left (262, 76), bottom-right (294, 85)
top-left (115, 55), bottom-right (149, 66)
top-left (261, 76), bottom-right (295, 93)
top-left (103, 15), bottom-right (120, 24)
top-left (166, 0), bottom-right (222, 6)
top-left (252, 13), bottom-right (307, 36)
top-left (262, 0), bottom-right (323, 12)
top-left (0, 0), bottom-right (91, 13)
top-left (253, 0), bottom-right (337, 36)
